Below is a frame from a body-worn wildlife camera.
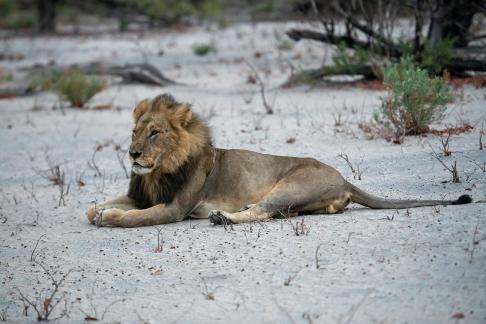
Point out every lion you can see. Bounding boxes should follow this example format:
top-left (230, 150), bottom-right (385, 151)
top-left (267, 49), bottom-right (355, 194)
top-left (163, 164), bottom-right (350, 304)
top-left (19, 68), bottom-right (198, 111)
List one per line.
top-left (86, 94), bottom-right (472, 227)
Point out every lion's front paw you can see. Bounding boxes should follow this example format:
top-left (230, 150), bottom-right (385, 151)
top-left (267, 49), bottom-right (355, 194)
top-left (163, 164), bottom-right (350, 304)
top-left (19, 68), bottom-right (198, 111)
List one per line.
top-left (208, 210), bottom-right (233, 226)
top-left (95, 208), bottom-right (125, 227)
top-left (86, 205), bottom-right (98, 224)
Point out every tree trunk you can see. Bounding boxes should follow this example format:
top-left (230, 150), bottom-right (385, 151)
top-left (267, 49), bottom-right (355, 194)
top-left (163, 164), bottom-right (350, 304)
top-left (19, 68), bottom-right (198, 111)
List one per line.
top-left (427, 0), bottom-right (481, 48)
top-left (38, 0), bottom-right (58, 33)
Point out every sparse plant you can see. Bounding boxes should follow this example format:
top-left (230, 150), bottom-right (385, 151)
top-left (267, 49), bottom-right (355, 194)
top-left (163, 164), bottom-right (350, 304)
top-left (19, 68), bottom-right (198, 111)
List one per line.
top-left (480, 122), bottom-right (484, 150)
top-left (379, 56), bottom-right (451, 142)
top-left (192, 43), bottom-right (216, 56)
top-left (200, 277), bottom-right (214, 300)
top-left (0, 0), bottom-right (15, 18)
top-left (0, 68), bottom-right (13, 84)
top-left (79, 292), bottom-right (122, 322)
top-left (337, 153), bottom-right (366, 180)
top-left (328, 41), bottom-right (371, 76)
top-left (0, 9), bottom-right (37, 29)
top-left (332, 112), bottom-right (343, 127)
top-left (153, 226), bottom-right (164, 253)
top-left (54, 70), bottom-right (105, 108)
top-left (30, 70), bottom-right (63, 92)
top-left (315, 243), bottom-right (324, 269)
top-left (274, 33), bottom-right (293, 51)
top-left (279, 208), bottom-right (310, 236)
top-left (246, 62), bottom-right (274, 114)
top-left (0, 303), bottom-right (10, 322)
top-left (87, 146), bottom-right (103, 177)
top-left (429, 144), bottom-right (460, 183)
top-left (400, 37), bottom-right (455, 75)
top-left (439, 131), bottom-right (453, 156)
top-left (116, 150), bottom-right (130, 179)
top-left (17, 260), bottom-right (72, 321)
top-left (42, 163), bottom-right (69, 206)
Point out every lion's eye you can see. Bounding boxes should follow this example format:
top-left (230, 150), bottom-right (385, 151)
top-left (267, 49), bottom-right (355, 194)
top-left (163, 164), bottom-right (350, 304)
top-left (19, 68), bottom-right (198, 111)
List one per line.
top-left (149, 130), bottom-right (159, 138)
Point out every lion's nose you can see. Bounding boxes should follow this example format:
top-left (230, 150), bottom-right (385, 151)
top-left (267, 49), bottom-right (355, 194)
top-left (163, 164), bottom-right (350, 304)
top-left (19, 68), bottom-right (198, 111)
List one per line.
top-left (129, 150), bottom-right (142, 160)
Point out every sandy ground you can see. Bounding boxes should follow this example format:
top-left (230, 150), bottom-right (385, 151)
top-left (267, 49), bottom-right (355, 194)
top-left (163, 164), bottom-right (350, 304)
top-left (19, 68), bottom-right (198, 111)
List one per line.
top-left (0, 22), bottom-right (485, 323)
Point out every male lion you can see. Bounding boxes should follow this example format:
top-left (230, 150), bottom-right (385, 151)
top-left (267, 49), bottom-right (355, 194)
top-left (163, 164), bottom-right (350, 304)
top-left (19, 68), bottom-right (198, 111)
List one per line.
top-left (86, 94), bottom-right (472, 227)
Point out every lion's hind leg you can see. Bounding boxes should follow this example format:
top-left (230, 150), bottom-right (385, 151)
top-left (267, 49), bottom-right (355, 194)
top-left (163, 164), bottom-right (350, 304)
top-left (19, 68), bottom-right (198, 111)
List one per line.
top-left (209, 206), bottom-right (273, 225)
top-left (209, 165), bottom-right (346, 225)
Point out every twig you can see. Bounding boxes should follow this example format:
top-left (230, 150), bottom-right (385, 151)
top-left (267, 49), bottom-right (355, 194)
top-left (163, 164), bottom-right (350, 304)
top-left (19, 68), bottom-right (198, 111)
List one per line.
top-left (469, 223), bottom-right (480, 263)
top-left (315, 243), bottom-right (324, 269)
top-left (22, 182), bottom-right (39, 203)
top-left (58, 180), bottom-right (69, 207)
top-left (116, 150), bottom-right (130, 179)
top-left (88, 148), bottom-right (102, 177)
top-left (100, 300), bottom-right (123, 320)
top-left (337, 153), bottom-right (367, 180)
top-left (342, 289), bottom-right (372, 324)
top-left (200, 277), bottom-right (214, 300)
top-left (246, 61), bottom-right (274, 114)
top-left (345, 232), bottom-right (354, 244)
top-left (439, 131), bottom-right (452, 156)
top-left (153, 226), bottom-right (164, 253)
top-left (30, 234), bottom-right (46, 262)
top-left (480, 121), bottom-right (484, 150)
top-left (16, 260), bottom-right (72, 321)
top-left (428, 143), bottom-right (460, 183)
top-left (0, 303), bottom-right (10, 321)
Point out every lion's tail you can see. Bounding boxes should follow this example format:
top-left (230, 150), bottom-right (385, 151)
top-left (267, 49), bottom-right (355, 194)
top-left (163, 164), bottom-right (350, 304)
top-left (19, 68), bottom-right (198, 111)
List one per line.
top-left (346, 182), bottom-right (472, 209)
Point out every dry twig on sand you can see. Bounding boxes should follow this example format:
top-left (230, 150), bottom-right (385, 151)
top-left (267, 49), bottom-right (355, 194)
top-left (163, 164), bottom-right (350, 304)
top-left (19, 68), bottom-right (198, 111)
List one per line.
top-left (246, 61), bottom-right (274, 114)
top-left (17, 261), bottom-right (72, 321)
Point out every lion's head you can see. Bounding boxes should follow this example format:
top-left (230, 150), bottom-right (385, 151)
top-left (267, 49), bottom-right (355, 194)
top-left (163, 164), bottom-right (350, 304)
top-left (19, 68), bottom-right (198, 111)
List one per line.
top-left (128, 94), bottom-right (211, 175)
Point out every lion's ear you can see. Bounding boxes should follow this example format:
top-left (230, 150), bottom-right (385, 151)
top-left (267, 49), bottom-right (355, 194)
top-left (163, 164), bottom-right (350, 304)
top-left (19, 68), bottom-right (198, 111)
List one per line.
top-left (169, 104), bottom-right (192, 128)
top-left (132, 99), bottom-right (149, 122)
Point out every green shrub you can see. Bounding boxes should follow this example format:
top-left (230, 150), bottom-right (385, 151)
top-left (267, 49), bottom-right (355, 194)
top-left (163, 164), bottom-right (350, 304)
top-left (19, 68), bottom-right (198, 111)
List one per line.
top-left (327, 41), bottom-right (370, 75)
top-left (380, 56), bottom-right (451, 137)
top-left (248, 0), bottom-right (274, 19)
top-left (54, 70), bottom-right (105, 108)
top-left (0, 0), bottom-right (15, 18)
top-left (399, 37), bottom-right (455, 75)
top-left (274, 33), bottom-right (293, 51)
top-left (30, 70), bottom-right (64, 91)
top-left (199, 0), bottom-right (223, 19)
top-left (192, 43), bottom-right (217, 56)
top-left (420, 37), bottom-right (455, 75)
top-left (135, 0), bottom-right (195, 22)
top-left (1, 11), bottom-right (37, 29)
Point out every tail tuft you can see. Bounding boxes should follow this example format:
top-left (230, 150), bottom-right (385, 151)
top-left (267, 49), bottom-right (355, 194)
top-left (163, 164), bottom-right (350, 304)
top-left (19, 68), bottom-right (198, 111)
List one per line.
top-left (453, 194), bottom-right (473, 205)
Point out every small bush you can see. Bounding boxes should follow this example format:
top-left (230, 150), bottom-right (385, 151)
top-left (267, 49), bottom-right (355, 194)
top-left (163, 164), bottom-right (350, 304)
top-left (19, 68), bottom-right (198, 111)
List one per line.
top-left (0, 0), bottom-right (15, 18)
top-left (0, 68), bottom-right (12, 84)
top-left (54, 70), bottom-right (105, 108)
top-left (420, 37), bottom-right (455, 75)
top-left (192, 43), bottom-right (217, 56)
top-left (0, 10), bottom-right (37, 30)
top-left (399, 37), bottom-right (455, 75)
top-left (275, 38), bottom-right (293, 51)
top-left (332, 42), bottom-right (369, 74)
top-left (10, 12), bottom-right (36, 29)
top-left (30, 70), bottom-right (63, 91)
top-left (380, 56), bottom-right (451, 138)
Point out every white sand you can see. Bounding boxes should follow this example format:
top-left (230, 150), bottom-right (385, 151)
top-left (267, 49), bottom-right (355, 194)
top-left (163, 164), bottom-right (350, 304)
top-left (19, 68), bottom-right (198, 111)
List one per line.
top-left (0, 22), bottom-right (485, 323)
